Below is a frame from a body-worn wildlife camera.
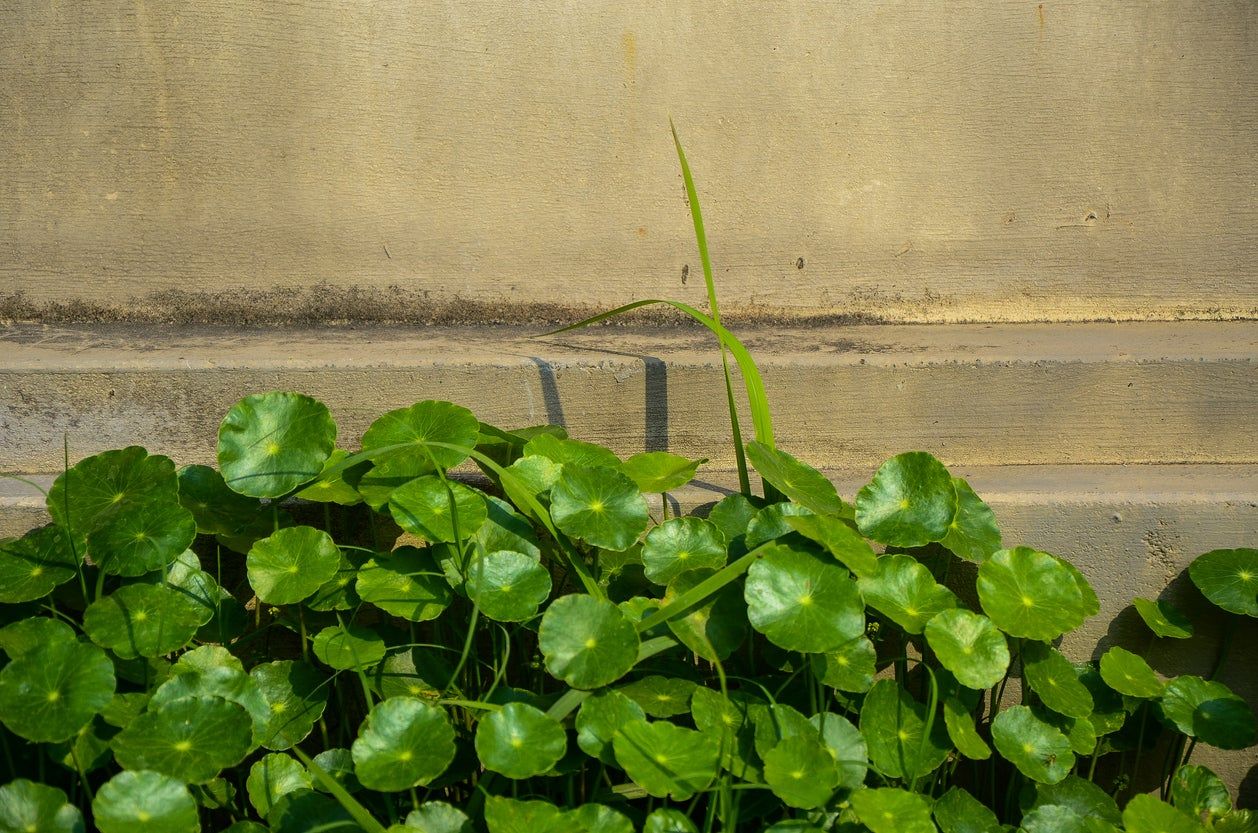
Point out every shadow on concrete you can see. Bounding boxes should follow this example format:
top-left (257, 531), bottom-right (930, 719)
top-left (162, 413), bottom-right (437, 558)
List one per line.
top-left (529, 349), bottom-right (669, 453)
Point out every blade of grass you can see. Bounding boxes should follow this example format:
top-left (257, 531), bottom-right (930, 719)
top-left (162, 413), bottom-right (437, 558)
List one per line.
top-left (670, 120), bottom-right (753, 497)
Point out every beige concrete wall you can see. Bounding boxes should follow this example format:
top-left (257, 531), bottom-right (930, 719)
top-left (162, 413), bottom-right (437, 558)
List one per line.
top-left (2, 1), bottom-right (1255, 324)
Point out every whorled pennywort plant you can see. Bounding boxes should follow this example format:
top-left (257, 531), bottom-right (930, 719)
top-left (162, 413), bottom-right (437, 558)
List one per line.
top-left (0, 131), bottom-right (1255, 832)
top-left (0, 397), bottom-right (1254, 833)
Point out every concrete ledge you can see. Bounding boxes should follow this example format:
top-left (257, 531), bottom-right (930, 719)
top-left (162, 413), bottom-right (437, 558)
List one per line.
top-left (1, 321), bottom-right (1254, 474)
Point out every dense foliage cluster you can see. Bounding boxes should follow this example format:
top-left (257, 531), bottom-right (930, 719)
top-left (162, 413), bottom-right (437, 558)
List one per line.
top-left (0, 390), bottom-right (1254, 833)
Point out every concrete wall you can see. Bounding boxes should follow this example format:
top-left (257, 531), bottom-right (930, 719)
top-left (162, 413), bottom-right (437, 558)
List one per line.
top-left (2, 1), bottom-right (1255, 324)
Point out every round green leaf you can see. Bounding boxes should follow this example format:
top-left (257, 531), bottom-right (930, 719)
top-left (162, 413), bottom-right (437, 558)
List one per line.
top-left (575, 804), bottom-right (633, 833)
top-left (92, 770), bottom-right (199, 833)
top-left (246, 526), bottom-right (341, 606)
top-left (88, 501), bottom-right (196, 577)
top-left (663, 568), bottom-right (748, 662)
top-left (763, 734), bottom-right (838, 809)
top-left (465, 550), bottom-right (551, 622)
top-left (1189, 548), bottom-right (1258, 616)
top-left (369, 648), bottom-right (453, 701)
top-left (642, 809), bottom-right (696, 833)
top-left (612, 720), bottom-right (719, 800)
top-left (849, 787), bottom-right (936, 833)
top-left (149, 664), bottom-right (269, 747)
top-left (991, 705), bottom-right (1074, 784)
top-left (357, 546), bottom-right (452, 622)
top-left (550, 466), bottom-right (649, 552)
top-left (752, 703), bottom-right (816, 760)
top-left (0, 524), bottom-right (82, 603)
top-left (746, 442), bottom-right (844, 517)
top-left (539, 595), bottom-right (639, 689)
top-left (309, 748), bottom-right (361, 794)
top-left (745, 502), bottom-right (814, 549)
top-left (860, 679), bottom-right (951, 780)
top-left (0, 633), bottom-right (115, 742)
top-left (855, 451), bottom-right (957, 547)
top-left (475, 702), bottom-right (566, 778)
top-left (1022, 641), bottom-right (1094, 719)
top-left (642, 517), bottom-right (726, 585)
top-left (925, 609), bottom-right (1008, 690)
top-left (1170, 765), bottom-right (1231, 821)
top-left (404, 802), bottom-right (472, 833)
top-left (622, 451), bottom-right (703, 493)
top-left (503, 456), bottom-right (562, 498)
top-left (1022, 805), bottom-right (1086, 833)
top-left (112, 695), bottom-right (253, 783)
top-left (389, 477), bottom-right (488, 544)
top-left (1158, 675), bottom-right (1256, 749)
top-left (745, 541), bottom-right (864, 653)
top-left (1132, 598), bottom-right (1194, 639)
top-left (784, 513), bottom-right (878, 577)
top-left (977, 547), bottom-right (1088, 641)
top-left (0, 779), bottom-right (83, 833)
top-left (357, 455), bottom-right (434, 510)
top-left (83, 583), bottom-right (204, 659)
top-left (1123, 794), bottom-right (1208, 833)
top-left (48, 446), bottom-right (179, 533)
top-left (577, 689), bottom-right (646, 765)
top-left (1032, 775), bottom-right (1122, 826)
top-left (178, 464), bottom-right (265, 535)
top-left (363, 400), bottom-right (479, 470)
top-left (351, 697), bottom-right (455, 791)
top-left (245, 753), bottom-right (311, 818)
top-left (812, 635), bottom-right (877, 693)
top-left (0, 616), bottom-right (76, 658)
top-left (1099, 647), bottom-right (1165, 699)
top-left (250, 660), bottom-right (328, 751)
top-left (217, 392), bottom-right (336, 498)
top-left (482, 796), bottom-right (574, 833)
top-left (618, 676), bottom-right (698, 719)
top-left (689, 688), bottom-right (760, 781)
top-left (934, 786), bottom-right (1001, 833)
top-left (809, 711), bottom-right (868, 789)
top-left (303, 547), bottom-right (361, 612)
top-left (523, 434), bottom-right (620, 470)
top-left (294, 450), bottom-right (366, 506)
top-left (939, 477), bottom-right (1002, 562)
top-left (859, 554), bottom-right (958, 635)
top-left (706, 493), bottom-right (763, 543)
top-left (312, 624), bottom-right (386, 671)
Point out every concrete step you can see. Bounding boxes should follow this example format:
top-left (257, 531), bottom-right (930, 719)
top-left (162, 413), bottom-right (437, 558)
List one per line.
top-left (1, 321), bottom-right (1254, 475)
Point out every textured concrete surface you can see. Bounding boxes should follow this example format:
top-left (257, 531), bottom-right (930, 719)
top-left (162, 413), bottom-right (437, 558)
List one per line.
top-left (1, 321), bottom-right (1254, 474)
top-left (2, 2), bottom-right (1255, 323)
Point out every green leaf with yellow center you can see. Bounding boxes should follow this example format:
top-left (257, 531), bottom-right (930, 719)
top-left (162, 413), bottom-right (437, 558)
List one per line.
top-left (111, 694), bottom-right (254, 784)
top-left (612, 720), bottom-right (720, 800)
top-left (217, 392), bottom-right (336, 498)
top-left (859, 679), bottom-right (951, 780)
top-left (991, 705), bottom-right (1074, 784)
top-left (0, 634), bottom-right (114, 744)
top-left (550, 465), bottom-right (649, 552)
top-left (389, 477), bottom-right (488, 544)
top-left (924, 609), bottom-right (1009, 690)
top-left (0, 523), bottom-right (83, 603)
top-left (641, 516), bottom-right (727, 585)
top-left (246, 526), bottom-right (341, 606)
top-left (83, 583), bottom-right (206, 659)
top-left (357, 545), bottom-right (452, 622)
top-left (763, 734), bottom-right (838, 809)
top-left (465, 549), bottom-right (552, 623)
top-left (538, 595), bottom-right (639, 690)
top-left (250, 660), bottom-right (329, 751)
top-left (475, 702), bottom-right (567, 779)
top-left (745, 541), bottom-right (864, 653)
top-left (855, 451), bottom-right (958, 547)
top-left (977, 547), bottom-right (1089, 641)
top-left (811, 635), bottom-right (877, 693)
top-left (1099, 647), bottom-right (1165, 699)
top-left (849, 787), bottom-right (937, 833)
top-left (1157, 675), bottom-right (1256, 749)
top-left (577, 690), bottom-right (647, 766)
top-left (1189, 548), bottom-right (1258, 617)
top-left (0, 779), bottom-right (83, 833)
top-left (859, 554), bottom-right (958, 635)
top-left (351, 696), bottom-right (455, 791)
top-left (1022, 641), bottom-right (1095, 719)
top-left (92, 770), bottom-right (199, 833)
top-left (47, 446), bottom-right (179, 533)
top-left (312, 624), bottom-right (386, 672)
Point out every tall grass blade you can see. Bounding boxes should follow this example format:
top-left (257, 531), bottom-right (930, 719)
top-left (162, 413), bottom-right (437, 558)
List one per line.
top-left (670, 121), bottom-right (754, 496)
